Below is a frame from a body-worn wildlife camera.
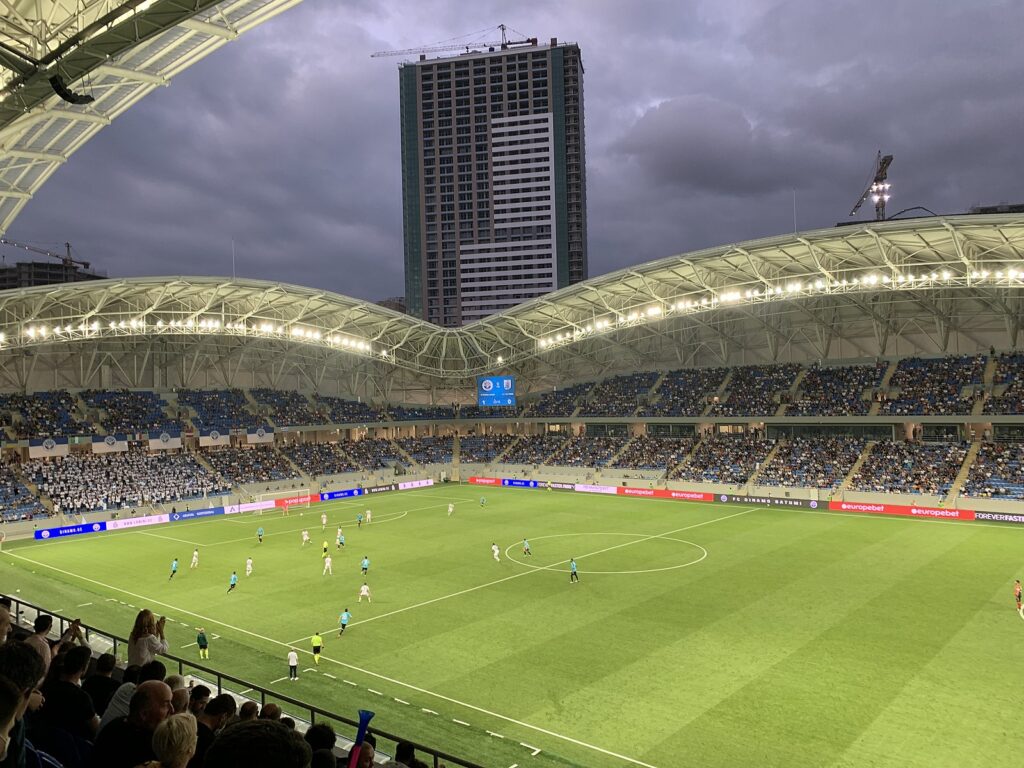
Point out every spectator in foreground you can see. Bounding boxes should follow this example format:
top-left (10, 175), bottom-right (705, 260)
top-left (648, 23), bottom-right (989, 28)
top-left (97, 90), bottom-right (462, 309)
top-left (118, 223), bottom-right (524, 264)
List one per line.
top-left (201, 719), bottom-right (312, 768)
top-left (128, 610), bottom-right (169, 667)
top-left (303, 722), bottom-right (336, 752)
top-left (257, 702), bottom-right (281, 721)
top-left (100, 660), bottom-right (164, 730)
top-left (0, 641), bottom-right (46, 768)
top-left (0, 604), bottom-right (10, 646)
top-left (188, 684), bottom-right (211, 716)
top-left (0, 676), bottom-right (21, 763)
top-left (187, 693), bottom-right (236, 768)
top-left (82, 652), bottom-right (120, 717)
top-left (140, 712), bottom-right (197, 768)
top-left (310, 749), bottom-right (335, 768)
top-left (236, 700), bottom-right (259, 722)
top-left (90, 679), bottom-right (173, 768)
top-left (39, 645), bottom-right (100, 739)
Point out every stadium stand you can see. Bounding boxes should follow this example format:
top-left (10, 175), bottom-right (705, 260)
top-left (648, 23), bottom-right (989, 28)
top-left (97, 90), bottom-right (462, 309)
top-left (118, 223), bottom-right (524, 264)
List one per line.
top-left (459, 434), bottom-right (519, 463)
top-left (342, 438), bottom-right (408, 469)
top-left (82, 389), bottom-right (179, 434)
top-left (250, 389), bottom-right (322, 426)
top-left (710, 364), bottom-right (801, 417)
top-left (638, 368), bottom-right (729, 417)
top-left (0, 390), bottom-right (90, 438)
top-left (757, 436), bottom-right (866, 488)
top-left (312, 395), bottom-right (383, 424)
top-left (673, 434), bottom-right (777, 484)
top-left (459, 405), bottom-right (521, 420)
top-left (396, 436), bottom-right (454, 464)
top-left (387, 405), bottom-right (456, 421)
top-left (962, 442), bottom-right (1024, 499)
top-left (522, 383), bottom-right (592, 418)
top-left (577, 372), bottom-right (660, 417)
top-left (202, 445), bottom-right (301, 485)
top-left (281, 443), bottom-right (360, 477)
top-left (177, 389), bottom-right (258, 432)
top-left (880, 355), bottom-right (985, 415)
top-left (850, 440), bottom-right (969, 494)
top-left (611, 436), bottom-right (698, 471)
top-left (501, 434), bottom-right (569, 465)
top-left (547, 435), bottom-right (627, 467)
top-left (984, 353), bottom-right (1024, 415)
top-left (0, 462), bottom-right (47, 520)
top-left (25, 448), bottom-right (230, 513)
top-left (787, 363), bottom-right (885, 416)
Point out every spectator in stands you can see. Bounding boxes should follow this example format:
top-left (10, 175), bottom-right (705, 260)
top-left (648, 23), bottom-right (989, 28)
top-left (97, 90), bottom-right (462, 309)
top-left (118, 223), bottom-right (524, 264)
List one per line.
top-left (0, 676), bottom-right (21, 764)
top-left (280, 716), bottom-right (295, 730)
top-left (202, 720), bottom-right (312, 768)
top-left (128, 610), bottom-right (169, 666)
top-left (100, 660), bottom-right (163, 730)
top-left (187, 685), bottom-right (211, 716)
top-left (395, 740), bottom-right (421, 767)
top-left (90, 679), bottom-right (173, 768)
top-left (188, 693), bottom-right (236, 768)
top-left (82, 652), bottom-right (119, 718)
top-left (311, 750), bottom-right (335, 768)
top-left (257, 703), bottom-right (282, 722)
top-left (0, 641), bottom-right (46, 768)
top-left (0, 605), bottom-right (9, 646)
top-left (236, 701), bottom-right (259, 722)
top-left (348, 740), bottom-right (375, 768)
top-left (38, 645), bottom-right (99, 739)
top-left (24, 615), bottom-right (56, 681)
top-left (303, 722), bottom-right (336, 752)
top-left (141, 712), bottom-right (197, 768)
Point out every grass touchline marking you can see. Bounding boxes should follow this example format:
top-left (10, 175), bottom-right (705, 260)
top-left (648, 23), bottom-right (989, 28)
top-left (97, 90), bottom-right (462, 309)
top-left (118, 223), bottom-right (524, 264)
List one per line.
top-left (1, 508), bottom-right (740, 768)
top-left (453, 719), bottom-right (471, 726)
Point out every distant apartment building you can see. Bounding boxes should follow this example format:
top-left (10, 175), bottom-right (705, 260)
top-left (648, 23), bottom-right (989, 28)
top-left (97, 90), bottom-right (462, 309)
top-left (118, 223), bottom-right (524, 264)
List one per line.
top-left (400, 38), bottom-right (587, 326)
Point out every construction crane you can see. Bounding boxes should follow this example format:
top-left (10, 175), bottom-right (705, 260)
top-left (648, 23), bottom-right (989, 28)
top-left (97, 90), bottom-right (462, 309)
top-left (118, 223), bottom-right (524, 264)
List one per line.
top-left (849, 151), bottom-right (893, 221)
top-left (371, 24), bottom-right (537, 58)
top-left (0, 237), bottom-right (91, 269)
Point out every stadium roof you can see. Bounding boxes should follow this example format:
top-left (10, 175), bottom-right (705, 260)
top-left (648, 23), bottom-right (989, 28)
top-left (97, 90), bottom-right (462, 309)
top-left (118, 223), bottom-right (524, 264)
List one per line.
top-left (0, 0), bottom-right (303, 234)
top-left (0, 214), bottom-right (1022, 394)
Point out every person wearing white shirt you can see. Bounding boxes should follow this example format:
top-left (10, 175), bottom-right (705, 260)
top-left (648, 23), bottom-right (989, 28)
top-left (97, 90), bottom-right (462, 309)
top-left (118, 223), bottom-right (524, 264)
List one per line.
top-left (287, 649), bottom-right (299, 680)
top-left (127, 610), bottom-right (168, 667)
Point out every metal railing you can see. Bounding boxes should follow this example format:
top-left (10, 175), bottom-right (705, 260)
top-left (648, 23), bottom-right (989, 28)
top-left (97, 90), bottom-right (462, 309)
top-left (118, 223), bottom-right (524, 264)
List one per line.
top-left (4, 594), bottom-right (485, 768)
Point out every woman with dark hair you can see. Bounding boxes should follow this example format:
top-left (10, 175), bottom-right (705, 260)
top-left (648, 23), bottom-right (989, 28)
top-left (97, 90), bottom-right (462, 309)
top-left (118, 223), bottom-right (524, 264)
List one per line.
top-left (0, 674), bottom-right (23, 763)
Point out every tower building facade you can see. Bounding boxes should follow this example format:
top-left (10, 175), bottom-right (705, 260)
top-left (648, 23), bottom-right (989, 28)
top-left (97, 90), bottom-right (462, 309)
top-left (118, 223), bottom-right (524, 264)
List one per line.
top-left (400, 38), bottom-right (587, 326)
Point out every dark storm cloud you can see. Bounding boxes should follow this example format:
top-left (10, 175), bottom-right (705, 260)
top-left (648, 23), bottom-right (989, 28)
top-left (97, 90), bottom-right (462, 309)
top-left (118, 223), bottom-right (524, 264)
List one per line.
top-left (7, 0), bottom-right (1023, 302)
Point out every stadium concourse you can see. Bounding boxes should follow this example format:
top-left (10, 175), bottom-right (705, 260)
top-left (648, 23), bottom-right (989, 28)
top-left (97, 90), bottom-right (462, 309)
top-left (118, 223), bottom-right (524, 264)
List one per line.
top-left (1, 216), bottom-right (1024, 768)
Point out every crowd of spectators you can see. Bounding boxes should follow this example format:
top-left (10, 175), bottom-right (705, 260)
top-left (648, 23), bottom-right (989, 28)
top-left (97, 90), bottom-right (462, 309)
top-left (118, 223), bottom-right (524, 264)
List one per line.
top-left (0, 391), bottom-right (90, 438)
top-left (312, 396), bottom-right (382, 424)
top-left (203, 445), bottom-right (300, 485)
top-left (673, 434), bottom-right (777, 485)
top-left (177, 389), bottom-right (258, 432)
top-left (546, 436), bottom-right (627, 467)
top-left (458, 434), bottom-right (519, 463)
top-left (281, 443), bottom-right (361, 477)
top-left (0, 461), bottom-right (47, 521)
top-left (26, 449), bottom-right (230, 514)
top-left (577, 372), bottom-right (660, 417)
top-left (757, 436), bottom-right (866, 488)
top-left (984, 353), bottom-right (1024, 415)
top-left (81, 390), bottom-right (179, 435)
top-left (395, 437), bottom-right (454, 464)
top-left (341, 438), bottom-right (408, 470)
top-left (250, 390), bottom-right (320, 427)
top-left (386, 405), bottom-right (456, 421)
top-left (850, 440), bottom-right (969, 495)
top-left (521, 383), bottom-right (592, 418)
top-left (611, 436), bottom-right (697, 471)
top-left (458, 405), bottom-right (521, 420)
top-left (962, 442), bottom-right (1024, 499)
top-left (787, 363), bottom-right (885, 416)
top-left (501, 434), bottom-right (569, 465)
top-left (709, 364), bottom-right (801, 417)
top-left (638, 368), bottom-right (729, 417)
top-left (880, 355), bottom-right (985, 416)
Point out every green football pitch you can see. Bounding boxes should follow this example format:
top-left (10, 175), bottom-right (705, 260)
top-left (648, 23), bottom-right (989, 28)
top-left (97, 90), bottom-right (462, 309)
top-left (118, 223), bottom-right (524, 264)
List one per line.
top-left (2, 484), bottom-right (1023, 768)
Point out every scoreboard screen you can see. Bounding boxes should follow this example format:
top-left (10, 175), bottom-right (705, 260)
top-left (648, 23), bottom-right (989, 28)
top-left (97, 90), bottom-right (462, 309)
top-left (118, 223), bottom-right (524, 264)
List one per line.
top-left (477, 376), bottom-right (516, 407)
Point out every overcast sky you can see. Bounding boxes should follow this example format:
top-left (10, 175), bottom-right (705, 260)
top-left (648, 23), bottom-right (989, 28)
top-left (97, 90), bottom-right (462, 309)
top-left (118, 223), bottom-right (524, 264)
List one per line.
top-left (6, 0), bottom-right (1022, 302)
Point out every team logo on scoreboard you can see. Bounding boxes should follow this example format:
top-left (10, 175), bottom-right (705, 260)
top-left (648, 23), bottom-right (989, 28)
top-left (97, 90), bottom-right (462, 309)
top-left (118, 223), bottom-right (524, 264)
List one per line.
top-left (481, 379), bottom-right (494, 392)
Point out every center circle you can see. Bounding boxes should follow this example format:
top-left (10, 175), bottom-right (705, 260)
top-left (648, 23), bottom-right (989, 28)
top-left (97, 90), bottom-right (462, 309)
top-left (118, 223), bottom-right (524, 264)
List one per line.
top-left (504, 532), bottom-right (707, 574)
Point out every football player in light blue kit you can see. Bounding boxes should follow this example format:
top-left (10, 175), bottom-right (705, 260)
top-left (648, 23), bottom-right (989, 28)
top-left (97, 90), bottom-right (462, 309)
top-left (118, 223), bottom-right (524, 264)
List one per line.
top-left (168, 558), bottom-right (179, 580)
top-left (569, 558), bottom-right (579, 583)
top-left (338, 608), bottom-right (351, 636)
top-left (227, 571), bottom-right (238, 593)
top-left (360, 556), bottom-right (370, 576)
top-left (522, 539), bottom-right (532, 556)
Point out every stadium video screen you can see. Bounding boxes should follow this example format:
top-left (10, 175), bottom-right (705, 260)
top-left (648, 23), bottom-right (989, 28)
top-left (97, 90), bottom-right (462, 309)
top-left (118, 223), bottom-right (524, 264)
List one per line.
top-left (477, 376), bottom-right (516, 407)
